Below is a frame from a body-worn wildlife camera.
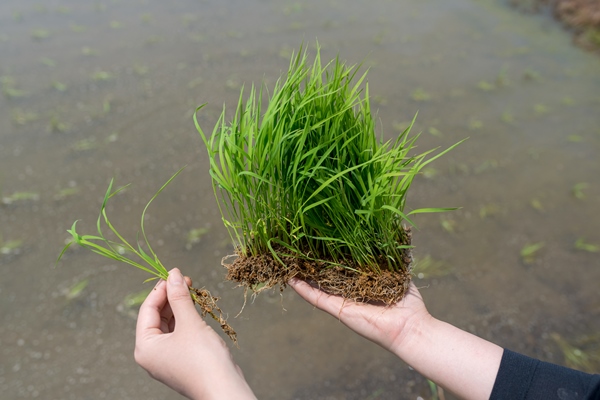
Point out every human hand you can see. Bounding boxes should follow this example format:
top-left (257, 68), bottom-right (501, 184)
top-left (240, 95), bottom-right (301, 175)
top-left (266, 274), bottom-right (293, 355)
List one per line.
top-left (135, 268), bottom-right (256, 400)
top-left (288, 278), bottom-right (430, 354)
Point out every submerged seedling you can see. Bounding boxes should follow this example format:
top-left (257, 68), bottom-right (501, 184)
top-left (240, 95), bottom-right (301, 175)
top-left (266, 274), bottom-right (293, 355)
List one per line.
top-left (2, 191), bottom-right (40, 204)
top-left (575, 238), bottom-right (599, 253)
top-left (58, 170), bottom-right (237, 343)
top-left (572, 182), bottom-right (589, 200)
top-left (520, 242), bottom-right (544, 264)
top-left (186, 227), bottom-right (209, 250)
top-left (0, 238), bottom-right (23, 255)
top-left (195, 45), bottom-right (463, 303)
top-left (413, 255), bottom-right (452, 279)
top-left (64, 278), bottom-right (89, 300)
top-left (411, 87), bottom-right (431, 102)
top-left (551, 333), bottom-right (600, 373)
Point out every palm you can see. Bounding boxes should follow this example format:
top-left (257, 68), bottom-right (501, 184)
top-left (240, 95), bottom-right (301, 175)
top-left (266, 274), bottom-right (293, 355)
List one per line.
top-left (289, 280), bottom-right (428, 351)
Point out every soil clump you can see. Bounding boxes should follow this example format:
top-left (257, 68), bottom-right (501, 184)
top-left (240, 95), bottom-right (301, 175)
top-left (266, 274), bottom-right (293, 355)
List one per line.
top-left (223, 228), bottom-right (414, 305)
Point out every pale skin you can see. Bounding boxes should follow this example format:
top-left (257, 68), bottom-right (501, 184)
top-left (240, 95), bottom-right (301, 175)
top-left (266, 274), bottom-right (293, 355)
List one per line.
top-left (135, 268), bottom-right (503, 399)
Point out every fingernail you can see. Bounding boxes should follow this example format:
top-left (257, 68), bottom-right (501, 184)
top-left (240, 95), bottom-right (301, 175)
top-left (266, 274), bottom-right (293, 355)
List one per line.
top-left (168, 269), bottom-right (184, 285)
top-left (154, 279), bottom-right (164, 288)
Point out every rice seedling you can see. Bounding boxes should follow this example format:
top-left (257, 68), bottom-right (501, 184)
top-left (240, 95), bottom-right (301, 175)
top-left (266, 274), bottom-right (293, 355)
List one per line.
top-left (413, 255), bottom-right (452, 280)
top-left (479, 204), bottom-right (501, 219)
top-left (1, 76), bottom-right (28, 99)
top-left (31, 29), bottom-right (50, 41)
top-left (467, 118), bottom-right (484, 130)
top-left (572, 182), bottom-right (588, 200)
top-left (71, 138), bottom-right (98, 152)
top-left (52, 81), bottom-right (67, 92)
top-left (428, 127), bottom-right (442, 137)
top-left (91, 71), bottom-right (112, 82)
top-left (2, 191), bottom-right (40, 205)
top-left (195, 46), bottom-right (462, 303)
top-left (501, 110), bottom-right (515, 125)
top-left (533, 103), bottom-right (549, 116)
top-left (41, 57), bottom-right (56, 67)
top-left (0, 238), bottom-right (23, 255)
top-left (81, 47), bottom-right (97, 56)
top-left (411, 87), bottom-right (431, 102)
top-left (440, 218), bottom-right (456, 233)
top-left (12, 108), bottom-right (38, 125)
top-left (117, 288), bottom-right (153, 319)
top-left (57, 171), bottom-right (237, 342)
top-left (64, 278), bottom-right (89, 300)
top-left (477, 80), bottom-right (495, 91)
top-left (574, 237), bottom-right (599, 253)
top-left (530, 198), bottom-right (544, 212)
top-left (520, 242), bottom-right (544, 264)
top-left (551, 333), bottom-right (600, 373)
top-left (48, 114), bottom-right (69, 133)
top-left (186, 227), bottom-right (209, 250)
top-left (54, 187), bottom-right (80, 200)
top-left (70, 24), bottom-right (86, 33)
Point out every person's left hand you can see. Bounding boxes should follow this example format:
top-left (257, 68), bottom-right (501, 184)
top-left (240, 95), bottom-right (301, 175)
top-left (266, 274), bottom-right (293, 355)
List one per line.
top-left (135, 268), bottom-right (256, 400)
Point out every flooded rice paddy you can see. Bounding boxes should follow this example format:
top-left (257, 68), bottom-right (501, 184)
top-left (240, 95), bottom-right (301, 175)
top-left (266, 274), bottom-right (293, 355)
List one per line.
top-left (0, 0), bottom-right (599, 399)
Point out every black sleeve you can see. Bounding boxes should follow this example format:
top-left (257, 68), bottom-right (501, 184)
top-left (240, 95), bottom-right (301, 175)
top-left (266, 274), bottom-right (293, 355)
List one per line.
top-left (490, 349), bottom-right (600, 400)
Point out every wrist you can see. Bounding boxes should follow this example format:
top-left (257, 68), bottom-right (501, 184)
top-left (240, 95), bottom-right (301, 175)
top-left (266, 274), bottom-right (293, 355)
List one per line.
top-left (388, 309), bottom-right (435, 359)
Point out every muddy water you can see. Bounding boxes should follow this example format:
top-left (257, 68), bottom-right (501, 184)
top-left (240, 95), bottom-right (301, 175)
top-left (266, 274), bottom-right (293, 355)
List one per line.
top-left (0, 0), bottom-right (598, 399)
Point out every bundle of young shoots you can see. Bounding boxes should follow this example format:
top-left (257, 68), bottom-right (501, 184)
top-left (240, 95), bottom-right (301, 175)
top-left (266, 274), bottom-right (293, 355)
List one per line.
top-left (195, 45), bottom-right (462, 304)
top-left (57, 170), bottom-right (237, 343)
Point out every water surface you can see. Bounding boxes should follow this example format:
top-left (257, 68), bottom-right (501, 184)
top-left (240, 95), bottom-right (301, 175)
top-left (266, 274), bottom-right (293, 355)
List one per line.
top-left (1, 0), bottom-right (599, 399)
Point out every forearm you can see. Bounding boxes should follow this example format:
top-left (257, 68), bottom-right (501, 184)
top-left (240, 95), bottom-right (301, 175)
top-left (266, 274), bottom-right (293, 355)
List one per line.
top-left (393, 314), bottom-right (503, 400)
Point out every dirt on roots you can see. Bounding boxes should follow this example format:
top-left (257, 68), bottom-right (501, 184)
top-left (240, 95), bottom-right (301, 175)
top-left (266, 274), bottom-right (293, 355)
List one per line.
top-left (223, 231), bottom-right (414, 305)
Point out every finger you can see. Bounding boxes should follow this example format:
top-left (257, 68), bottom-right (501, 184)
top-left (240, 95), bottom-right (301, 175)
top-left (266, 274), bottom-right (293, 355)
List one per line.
top-left (166, 268), bottom-right (200, 328)
top-left (185, 276), bottom-right (192, 287)
top-left (136, 279), bottom-right (168, 339)
top-left (289, 278), bottom-right (349, 317)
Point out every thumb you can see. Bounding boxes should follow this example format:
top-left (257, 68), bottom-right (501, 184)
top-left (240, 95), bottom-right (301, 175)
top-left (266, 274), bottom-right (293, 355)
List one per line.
top-left (166, 268), bottom-right (197, 323)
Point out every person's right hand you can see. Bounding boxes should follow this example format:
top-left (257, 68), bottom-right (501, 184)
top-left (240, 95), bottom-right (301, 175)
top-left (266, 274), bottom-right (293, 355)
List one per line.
top-left (288, 278), bottom-right (430, 353)
top-left (135, 268), bottom-right (256, 400)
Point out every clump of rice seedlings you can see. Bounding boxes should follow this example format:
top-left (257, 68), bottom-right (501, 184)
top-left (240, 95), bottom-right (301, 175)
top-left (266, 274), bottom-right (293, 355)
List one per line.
top-left (195, 46), bottom-right (462, 304)
top-left (58, 171), bottom-right (237, 343)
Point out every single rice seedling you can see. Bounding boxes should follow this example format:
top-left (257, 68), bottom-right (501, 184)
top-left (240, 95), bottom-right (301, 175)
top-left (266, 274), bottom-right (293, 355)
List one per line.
top-left (58, 170), bottom-right (237, 343)
top-left (195, 45), bottom-right (462, 304)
